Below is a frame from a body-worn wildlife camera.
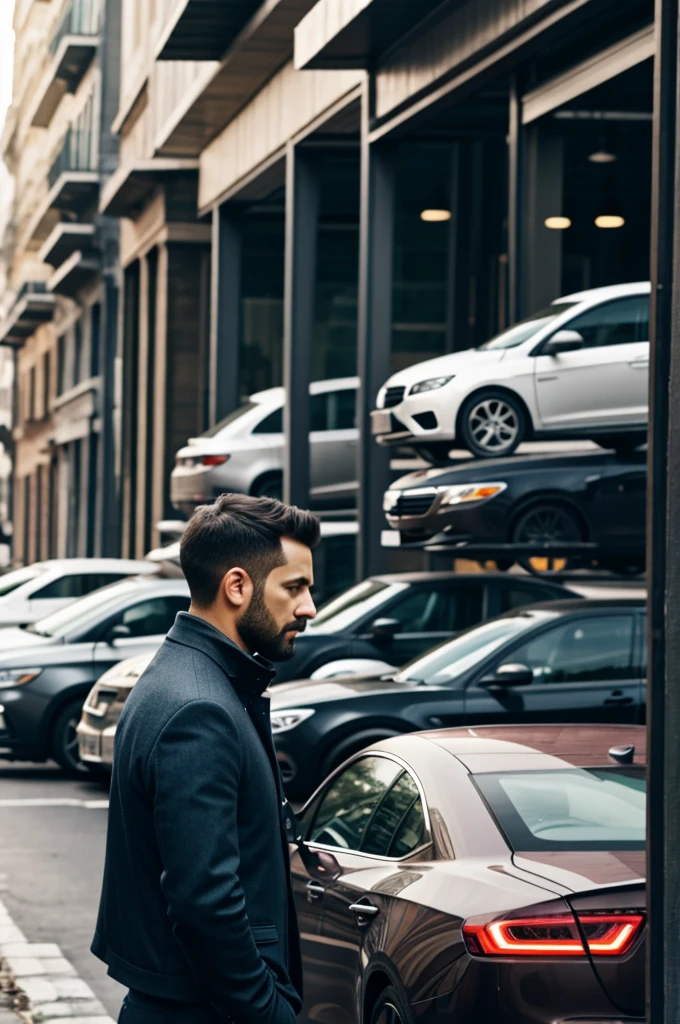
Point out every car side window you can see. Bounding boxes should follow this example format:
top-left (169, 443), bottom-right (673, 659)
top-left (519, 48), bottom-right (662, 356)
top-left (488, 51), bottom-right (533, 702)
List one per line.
top-left (502, 615), bottom-right (636, 684)
top-left (32, 574), bottom-right (91, 600)
top-left (308, 756), bottom-right (402, 850)
top-left (383, 585), bottom-right (483, 633)
top-left (118, 596), bottom-right (190, 637)
top-left (252, 408), bottom-right (283, 434)
top-left (309, 390), bottom-right (356, 432)
top-left (362, 770), bottom-right (426, 857)
top-left (563, 296), bottom-right (649, 350)
top-left (498, 584), bottom-right (565, 613)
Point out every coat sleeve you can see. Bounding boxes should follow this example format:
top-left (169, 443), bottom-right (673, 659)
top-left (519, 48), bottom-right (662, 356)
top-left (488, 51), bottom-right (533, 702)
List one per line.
top-left (150, 699), bottom-right (297, 1024)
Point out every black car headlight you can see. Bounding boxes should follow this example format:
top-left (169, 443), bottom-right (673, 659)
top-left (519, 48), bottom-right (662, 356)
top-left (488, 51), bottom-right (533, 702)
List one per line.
top-left (270, 709), bottom-right (315, 734)
top-left (409, 376), bottom-right (454, 395)
top-left (0, 668), bottom-right (43, 690)
top-left (437, 483), bottom-right (507, 509)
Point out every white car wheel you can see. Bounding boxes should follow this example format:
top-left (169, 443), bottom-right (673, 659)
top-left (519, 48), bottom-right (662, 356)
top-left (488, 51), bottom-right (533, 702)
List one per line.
top-left (461, 390), bottom-right (525, 458)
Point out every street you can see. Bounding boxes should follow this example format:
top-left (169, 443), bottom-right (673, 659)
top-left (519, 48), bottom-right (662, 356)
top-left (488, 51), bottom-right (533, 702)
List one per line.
top-left (0, 763), bottom-right (122, 1019)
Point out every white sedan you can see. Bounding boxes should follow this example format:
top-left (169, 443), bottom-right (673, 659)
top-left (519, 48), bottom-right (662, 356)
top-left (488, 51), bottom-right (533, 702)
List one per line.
top-left (0, 558), bottom-right (157, 627)
top-left (372, 282), bottom-right (650, 460)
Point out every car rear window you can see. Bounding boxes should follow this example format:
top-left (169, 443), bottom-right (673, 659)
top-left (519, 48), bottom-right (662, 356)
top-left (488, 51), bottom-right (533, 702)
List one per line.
top-left (0, 565), bottom-right (47, 596)
top-left (473, 768), bottom-right (645, 851)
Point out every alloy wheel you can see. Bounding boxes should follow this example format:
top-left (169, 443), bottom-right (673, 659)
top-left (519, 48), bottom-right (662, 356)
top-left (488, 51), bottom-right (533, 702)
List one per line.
top-left (467, 398), bottom-right (520, 453)
top-left (63, 712), bottom-right (88, 774)
top-left (513, 503), bottom-right (582, 574)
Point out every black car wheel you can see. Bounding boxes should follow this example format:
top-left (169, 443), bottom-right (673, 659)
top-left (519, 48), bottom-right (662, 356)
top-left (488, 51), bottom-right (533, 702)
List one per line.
top-left (370, 986), bottom-right (414, 1024)
top-left (511, 501), bottom-right (584, 575)
top-left (251, 473), bottom-right (283, 501)
top-left (459, 390), bottom-right (525, 458)
top-left (51, 698), bottom-right (89, 777)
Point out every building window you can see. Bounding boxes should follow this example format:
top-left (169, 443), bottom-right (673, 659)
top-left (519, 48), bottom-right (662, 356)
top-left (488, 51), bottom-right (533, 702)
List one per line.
top-left (90, 302), bottom-right (101, 377)
top-left (43, 352), bottom-right (50, 417)
top-left (74, 319), bottom-right (83, 386)
top-left (57, 334), bottom-right (66, 396)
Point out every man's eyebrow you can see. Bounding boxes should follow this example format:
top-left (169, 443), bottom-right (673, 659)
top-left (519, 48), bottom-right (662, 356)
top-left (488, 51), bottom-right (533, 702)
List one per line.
top-left (282, 574), bottom-right (311, 586)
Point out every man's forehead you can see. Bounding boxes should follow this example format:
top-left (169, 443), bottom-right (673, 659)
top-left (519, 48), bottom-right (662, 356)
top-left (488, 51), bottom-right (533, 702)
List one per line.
top-left (273, 537), bottom-right (313, 578)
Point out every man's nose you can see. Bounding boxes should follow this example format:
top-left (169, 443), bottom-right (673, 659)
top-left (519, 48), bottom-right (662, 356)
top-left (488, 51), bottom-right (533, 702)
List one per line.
top-left (296, 593), bottom-right (317, 620)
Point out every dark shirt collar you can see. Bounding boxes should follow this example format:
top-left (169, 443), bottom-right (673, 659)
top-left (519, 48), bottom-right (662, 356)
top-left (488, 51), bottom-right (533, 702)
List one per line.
top-left (168, 612), bottom-right (275, 695)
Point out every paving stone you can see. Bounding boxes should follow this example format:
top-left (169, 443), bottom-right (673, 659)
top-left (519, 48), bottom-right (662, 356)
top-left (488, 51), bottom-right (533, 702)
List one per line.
top-left (3, 960), bottom-right (45, 979)
top-left (30, 999), bottom-right (106, 1019)
top-left (0, 948), bottom-right (61, 962)
top-left (12, 978), bottom-right (57, 1005)
top-left (50, 981), bottom-right (95, 1002)
top-left (0, 931), bottom-right (26, 947)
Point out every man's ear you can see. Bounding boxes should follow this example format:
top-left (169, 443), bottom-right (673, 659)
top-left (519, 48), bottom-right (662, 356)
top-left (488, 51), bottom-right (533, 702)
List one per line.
top-left (222, 567), bottom-right (252, 609)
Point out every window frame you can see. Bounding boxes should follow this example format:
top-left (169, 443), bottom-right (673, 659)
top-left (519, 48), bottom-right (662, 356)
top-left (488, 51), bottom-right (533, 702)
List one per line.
top-left (470, 610), bottom-right (640, 689)
top-left (532, 294), bottom-right (650, 356)
top-left (361, 582), bottom-right (485, 638)
top-left (303, 751), bottom-right (432, 862)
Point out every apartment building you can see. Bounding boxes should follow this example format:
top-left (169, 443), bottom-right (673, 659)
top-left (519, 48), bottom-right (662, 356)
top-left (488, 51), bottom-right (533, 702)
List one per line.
top-left (0, 0), bottom-right (121, 563)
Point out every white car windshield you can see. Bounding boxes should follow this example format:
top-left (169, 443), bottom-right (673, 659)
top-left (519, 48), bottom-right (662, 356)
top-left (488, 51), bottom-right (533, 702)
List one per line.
top-left (310, 580), bottom-right (404, 634)
top-left (394, 613), bottom-right (551, 684)
top-left (0, 564), bottom-right (47, 598)
top-left (479, 302), bottom-right (577, 350)
top-left (25, 580), bottom-right (149, 639)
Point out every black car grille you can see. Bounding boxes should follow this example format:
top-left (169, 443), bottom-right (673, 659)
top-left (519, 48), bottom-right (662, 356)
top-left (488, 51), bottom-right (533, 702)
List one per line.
top-left (390, 491), bottom-right (437, 517)
top-left (384, 386), bottom-right (406, 408)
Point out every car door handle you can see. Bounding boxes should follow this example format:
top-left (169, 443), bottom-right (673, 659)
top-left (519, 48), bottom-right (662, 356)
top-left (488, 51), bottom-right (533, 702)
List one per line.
top-left (349, 901), bottom-right (380, 925)
top-left (306, 881), bottom-right (326, 903)
top-left (604, 690), bottom-right (634, 705)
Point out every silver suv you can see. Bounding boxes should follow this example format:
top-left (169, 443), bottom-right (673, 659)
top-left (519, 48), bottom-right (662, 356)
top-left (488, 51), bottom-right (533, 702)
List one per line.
top-left (171, 377), bottom-right (358, 515)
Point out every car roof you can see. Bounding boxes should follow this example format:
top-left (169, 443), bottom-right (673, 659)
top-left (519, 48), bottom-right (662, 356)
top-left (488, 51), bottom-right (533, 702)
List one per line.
top-left (250, 377), bottom-right (359, 404)
top-left (34, 558), bottom-right (153, 573)
top-left (554, 281), bottom-right (650, 303)
top-left (502, 596), bottom-right (645, 616)
top-left (412, 724), bottom-right (647, 766)
top-left (368, 571), bottom-right (569, 585)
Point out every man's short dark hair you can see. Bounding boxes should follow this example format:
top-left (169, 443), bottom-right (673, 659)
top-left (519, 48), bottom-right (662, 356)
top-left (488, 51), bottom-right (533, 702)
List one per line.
top-left (179, 493), bottom-right (320, 608)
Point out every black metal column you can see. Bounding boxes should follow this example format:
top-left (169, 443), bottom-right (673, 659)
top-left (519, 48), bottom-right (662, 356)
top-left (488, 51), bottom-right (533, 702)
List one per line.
top-left (283, 142), bottom-right (319, 509)
top-left (209, 204), bottom-right (242, 427)
top-left (647, 0), bottom-right (680, 1019)
top-left (356, 84), bottom-right (395, 580)
top-left (507, 76), bottom-right (524, 325)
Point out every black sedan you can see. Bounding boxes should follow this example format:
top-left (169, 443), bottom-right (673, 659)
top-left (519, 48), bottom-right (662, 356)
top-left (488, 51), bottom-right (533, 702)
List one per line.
top-left (274, 572), bottom-right (576, 683)
top-left (292, 723), bottom-right (645, 1024)
top-left (382, 447), bottom-right (646, 574)
top-left (271, 598), bottom-right (646, 797)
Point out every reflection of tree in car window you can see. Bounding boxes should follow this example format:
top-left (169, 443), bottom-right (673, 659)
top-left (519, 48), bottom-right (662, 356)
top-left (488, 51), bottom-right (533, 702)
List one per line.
top-left (309, 757), bottom-right (401, 850)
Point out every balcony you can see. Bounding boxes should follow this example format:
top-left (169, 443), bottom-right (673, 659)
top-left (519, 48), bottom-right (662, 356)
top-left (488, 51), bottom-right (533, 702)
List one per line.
top-left (99, 158), bottom-right (198, 217)
top-left (156, 0), bottom-right (262, 61)
top-left (294, 0), bottom-right (447, 70)
top-left (39, 223), bottom-right (96, 267)
top-left (0, 284), bottom-right (56, 349)
top-left (48, 250), bottom-right (100, 298)
top-left (30, 0), bottom-right (103, 128)
top-left (24, 129), bottom-right (100, 247)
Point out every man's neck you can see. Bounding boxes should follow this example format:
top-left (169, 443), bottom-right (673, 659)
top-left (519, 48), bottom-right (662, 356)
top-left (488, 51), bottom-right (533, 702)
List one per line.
top-left (187, 603), bottom-right (251, 654)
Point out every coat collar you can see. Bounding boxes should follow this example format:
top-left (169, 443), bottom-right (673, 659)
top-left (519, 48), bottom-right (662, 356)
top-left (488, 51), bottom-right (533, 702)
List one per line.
top-left (168, 612), bottom-right (275, 695)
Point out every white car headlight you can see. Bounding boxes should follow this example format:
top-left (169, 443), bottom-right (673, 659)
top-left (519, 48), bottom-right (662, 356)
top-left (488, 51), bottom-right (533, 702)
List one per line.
top-left (0, 668), bottom-right (42, 691)
top-left (270, 708), bottom-right (315, 734)
top-left (383, 490), bottom-right (401, 512)
top-left (409, 376), bottom-right (454, 396)
top-left (437, 482), bottom-right (507, 508)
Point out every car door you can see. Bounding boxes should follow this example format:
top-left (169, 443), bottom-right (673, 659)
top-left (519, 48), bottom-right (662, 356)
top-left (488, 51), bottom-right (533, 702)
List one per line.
top-left (300, 755), bottom-right (429, 1024)
top-left (533, 295), bottom-right (649, 430)
top-left (310, 388), bottom-right (357, 499)
top-left (363, 583), bottom-right (485, 665)
top-left (463, 612), bottom-right (643, 726)
top-left (92, 594), bottom-right (190, 676)
top-left (587, 457), bottom-right (647, 548)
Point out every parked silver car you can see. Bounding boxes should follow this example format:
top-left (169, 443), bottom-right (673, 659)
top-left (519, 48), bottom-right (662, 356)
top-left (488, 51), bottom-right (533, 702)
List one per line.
top-left (170, 378), bottom-right (358, 515)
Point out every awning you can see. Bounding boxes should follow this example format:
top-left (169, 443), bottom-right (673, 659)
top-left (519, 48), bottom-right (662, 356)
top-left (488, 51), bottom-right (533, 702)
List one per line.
top-left (156, 0), bottom-right (262, 61)
top-left (98, 159), bottom-right (198, 217)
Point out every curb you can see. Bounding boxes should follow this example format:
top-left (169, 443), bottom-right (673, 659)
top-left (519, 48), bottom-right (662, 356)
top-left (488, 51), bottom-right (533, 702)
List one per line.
top-left (0, 900), bottom-right (114, 1024)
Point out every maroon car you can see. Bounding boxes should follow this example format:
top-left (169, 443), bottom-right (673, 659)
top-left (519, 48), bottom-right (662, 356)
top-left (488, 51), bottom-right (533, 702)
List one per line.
top-left (291, 724), bottom-right (645, 1024)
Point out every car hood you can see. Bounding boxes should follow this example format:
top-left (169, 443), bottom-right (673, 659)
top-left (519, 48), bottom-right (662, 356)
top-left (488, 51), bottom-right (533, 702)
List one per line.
top-left (389, 449), bottom-right (635, 490)
top-left (0, 627), bottom-right (64, 663)
top-left (384, 348), bottom-right (507, 388)
top-left (511, 849), bottom-right (645, 891)
top-left (269, 674), bottom-right (413, 708)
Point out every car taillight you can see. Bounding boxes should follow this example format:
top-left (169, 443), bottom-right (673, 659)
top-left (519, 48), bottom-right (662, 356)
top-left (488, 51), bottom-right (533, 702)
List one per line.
top-left (463, 912), bottom-right (644, 958)
top-left (202, 455), bottom-right (229, 466)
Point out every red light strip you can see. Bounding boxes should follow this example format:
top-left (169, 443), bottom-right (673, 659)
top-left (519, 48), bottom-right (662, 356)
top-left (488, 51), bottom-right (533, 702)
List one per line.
top-left (464, 913), bottom-right (644, 958)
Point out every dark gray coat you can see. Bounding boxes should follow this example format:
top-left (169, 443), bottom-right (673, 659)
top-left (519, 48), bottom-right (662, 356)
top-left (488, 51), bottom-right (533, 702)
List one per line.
top-left (92, 613), bottom-right (302, 1024)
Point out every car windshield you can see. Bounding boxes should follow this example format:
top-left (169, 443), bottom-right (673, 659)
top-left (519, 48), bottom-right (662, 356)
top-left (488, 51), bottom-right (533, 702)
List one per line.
top-left (309, 579), bottom-right (401, 634)
top-left (0, 564), bottom-right (47, 597)
top-left (200, 401), bottom-right (258, 439)
top-left (394, 614), bottom-right (547, 684)
top-left (478, 303), bottom-right (577, 350)
top-left (25, 580), bottom-right (147, 639)
top-left (474, 767), bottom-right (645, 850)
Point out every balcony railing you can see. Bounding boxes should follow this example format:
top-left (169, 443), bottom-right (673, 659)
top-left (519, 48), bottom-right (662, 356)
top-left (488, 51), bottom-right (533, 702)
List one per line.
top-left (50, 0), bottom-right (104, 58)
top-left (48, 128), bottom-right (97, 189)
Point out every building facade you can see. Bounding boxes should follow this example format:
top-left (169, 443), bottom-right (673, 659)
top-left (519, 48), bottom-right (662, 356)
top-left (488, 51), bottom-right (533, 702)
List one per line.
top-left (0, 0), bottom-right (121, 563)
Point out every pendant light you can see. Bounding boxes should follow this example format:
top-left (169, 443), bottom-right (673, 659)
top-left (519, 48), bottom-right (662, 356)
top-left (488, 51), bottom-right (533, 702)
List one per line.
top-left (595, 179), bottom-right (625, 229)
top-left (544, 216), bottom-right (572, 230)
top-left (420, 185), bottom-right (451, 222)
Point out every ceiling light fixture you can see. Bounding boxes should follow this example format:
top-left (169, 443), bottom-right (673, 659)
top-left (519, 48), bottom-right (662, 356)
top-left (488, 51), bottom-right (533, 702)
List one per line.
top-left (544, 216), bottom-right (572, 230)
top-left (420, 208), bottom-right (452, 222)
top-left (588, 149), bottom-right (617, 164)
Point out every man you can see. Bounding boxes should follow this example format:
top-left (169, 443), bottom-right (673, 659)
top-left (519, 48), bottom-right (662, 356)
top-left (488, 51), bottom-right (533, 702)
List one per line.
top-left (92, 493), bottom-right (319, 1024)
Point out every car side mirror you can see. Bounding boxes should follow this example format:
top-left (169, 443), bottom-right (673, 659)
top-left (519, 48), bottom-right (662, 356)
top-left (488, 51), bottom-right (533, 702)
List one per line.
top-left (108, 623), bottom-right (132, 645)
top-left (370, 617), bottom-right (400, 642)
top-left (299, 846), bottom-right (341, 882)
top-left (543, 329), bottom-right (584, 355)
top-left (481, 663), bottom-right (534, 688)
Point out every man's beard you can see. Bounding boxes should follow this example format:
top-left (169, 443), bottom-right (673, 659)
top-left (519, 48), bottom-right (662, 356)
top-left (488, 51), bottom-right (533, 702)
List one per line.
top-left (238, 589), bottom-right (306, 662)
